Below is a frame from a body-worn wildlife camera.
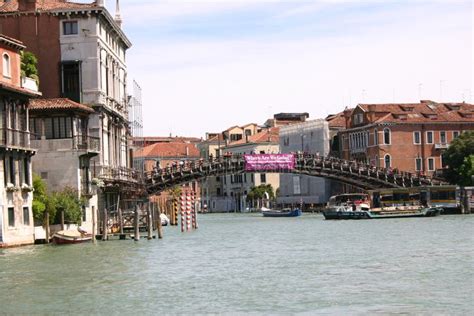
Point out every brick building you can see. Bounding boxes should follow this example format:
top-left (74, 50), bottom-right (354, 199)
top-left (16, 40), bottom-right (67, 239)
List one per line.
top-left (0, 34), bottom-right (40, 247)
top-left (338, 100), bottom-right (474, 175)
top-left (0, 0), bottom-right (140, 215)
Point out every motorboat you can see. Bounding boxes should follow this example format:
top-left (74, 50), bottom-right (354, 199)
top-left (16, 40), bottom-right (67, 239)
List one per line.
top-left (262, 208), bottom-right (302, 217)
top-left (52, 229), bottom-right (92, 244)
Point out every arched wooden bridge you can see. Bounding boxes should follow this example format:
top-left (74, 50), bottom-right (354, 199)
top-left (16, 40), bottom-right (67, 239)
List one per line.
top-left (144, 154), bottom-right (447, 195)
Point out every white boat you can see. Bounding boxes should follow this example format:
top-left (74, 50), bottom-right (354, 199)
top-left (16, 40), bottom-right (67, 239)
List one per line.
top-left (160, 213), bottom-right (170, 226)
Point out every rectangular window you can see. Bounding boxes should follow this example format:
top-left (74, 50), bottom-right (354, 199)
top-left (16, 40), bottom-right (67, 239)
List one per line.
top-left (440, 155), bottom-right (444, 168)
top-left (9, 156), bottom-right (15, 185)
top-left (63, 21), bottom-right (78, 35)
top-left (453, 131), bottom-right (459, 139)
top-left (24, 158), bottom-right (30, 185)
top-left (8, 207), bottom-right (14, 227)
top-left (440, 131), bottom-right (446, 144)
top-left (426, 131), bottom-right (433, 144)
top-left (260, 173), bottom-right (266, 183)
top-left (216, 188), bottom-right (221, 196)
top-left (427, 158), bottom-right (435, 171)
top-left (251, 174), bottom-right (254, 183)
top-left (61, 61), bottom-right (81, 103)
top-left (415, 158), bottom-right (422, 171)
top-left (3, 156), bottom-right (8, 186)
top-left (216, 176), bottom-right (220, 182)
top-left (413, 131), bottom-right (421, 144)
top-left (23, 207), bottom-right (30, 226)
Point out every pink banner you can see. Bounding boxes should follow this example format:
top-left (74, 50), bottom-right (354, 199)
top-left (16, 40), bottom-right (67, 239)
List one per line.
top-left (244, 154), bottom-right (295, 171)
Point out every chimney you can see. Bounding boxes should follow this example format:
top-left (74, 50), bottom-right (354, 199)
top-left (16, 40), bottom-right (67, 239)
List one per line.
top-left (18, 0), bottom-right (38, 11)
top-left (96, 0), bottom-right (104, 6)
top-left (367, 104), bottom-right (376, 122)
top-left (343, 107), bottom-right (352, 128)
top-left (115, 0), bottom-right (123, 28)
top-left (186, 146), bottom-right (189, 156)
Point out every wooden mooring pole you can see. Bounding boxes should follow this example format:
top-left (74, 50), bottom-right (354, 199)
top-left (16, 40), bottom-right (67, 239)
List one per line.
top-left (45, 211), bottom-right (50, 243)
top-left (134, 205), bottom-right (140, 241)
top-left (92, 206), bottom-right (96, 244)
top-left (60, 209), bottom-right (65, 231)
top-left (118, 208), bottom-right (124, 234)
top-left (146, 206), bottom-right (152, 240)
top-left (102, 208), bottom-right (108, 241)
top-left (157, 203), bottom-right (163, 239)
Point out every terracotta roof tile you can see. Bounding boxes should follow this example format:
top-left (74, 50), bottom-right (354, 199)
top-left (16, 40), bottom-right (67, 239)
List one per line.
top-left (29, 98), bottom-right (94, 113)
top-left (0, 0), bottom-right (97, 13)
top-left (228, 127), bottom-right (279, 146)
top-left (134, 142), bottom-right (200, 159)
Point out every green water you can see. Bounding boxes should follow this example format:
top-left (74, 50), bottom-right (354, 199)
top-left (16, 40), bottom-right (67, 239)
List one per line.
top-left (1, 213), bottom-right (473, 315)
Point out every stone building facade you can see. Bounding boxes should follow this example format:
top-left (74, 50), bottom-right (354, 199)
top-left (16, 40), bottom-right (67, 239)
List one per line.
top-left (278, 119), bottom-right (331, 206)
top-left (0, 1), bottom-right (140, 217)
top-left (338, 100), bottom-right (474, 175)
top-left (0, 34), bottom-right (40, 247)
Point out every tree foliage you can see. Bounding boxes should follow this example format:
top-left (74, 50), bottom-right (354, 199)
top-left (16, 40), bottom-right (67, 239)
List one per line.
top-left (442, 131), bottom-right (474, 186)
top-left (53, 187), bottom-right (84, 225)
top-left (32, 175), bottom-right (84, 225)
top-left (20, 51), bottom-right (39, 84)
top-left (32, 174), bottom-right (56, 224)
top-left (246, 184), bottom-right (275, 202)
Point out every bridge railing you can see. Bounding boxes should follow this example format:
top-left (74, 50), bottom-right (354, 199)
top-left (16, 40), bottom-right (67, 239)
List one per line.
top-left (145, 153), bottom-right (443, 193)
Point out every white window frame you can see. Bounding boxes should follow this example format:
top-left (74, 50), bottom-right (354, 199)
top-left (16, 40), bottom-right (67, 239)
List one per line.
top-left (427, 157), bottom-right (435, 171)
top-left (2, 53), bottom-right (11, 78)
top-left (415, 157), bottom-right (422, 171)
top-left (426, 131), bottom-right (434, 144)
top-left (439, 131), bottom-right (447, 144)
top-left (413, 131), bottom-right (421, 145)
top-left (383, 128), bottom-right (391, 145)
top-left (452, 131), bottom-right (460, 139)
top-left (62, 20), bottom-right (79, 36)
top-left (384, 154), bottom-right (391, 168)
top-left (374, 128), bottom-right (378, 145)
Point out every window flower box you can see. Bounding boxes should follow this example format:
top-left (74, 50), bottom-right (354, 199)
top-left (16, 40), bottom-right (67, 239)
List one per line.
top-left (6, 183), bottom-right (19, 192)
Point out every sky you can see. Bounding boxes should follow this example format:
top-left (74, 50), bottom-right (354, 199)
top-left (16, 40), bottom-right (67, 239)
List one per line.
top-left (104, 0), bottom-right (472, 137)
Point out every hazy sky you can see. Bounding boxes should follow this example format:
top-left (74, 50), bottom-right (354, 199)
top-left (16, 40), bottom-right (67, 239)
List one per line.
top-left (107, 0), bottom-right (472, 137)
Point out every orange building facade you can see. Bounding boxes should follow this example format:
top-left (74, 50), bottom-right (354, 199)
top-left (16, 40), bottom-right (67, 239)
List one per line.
top-left (338, 100), bottom-right (474, 176)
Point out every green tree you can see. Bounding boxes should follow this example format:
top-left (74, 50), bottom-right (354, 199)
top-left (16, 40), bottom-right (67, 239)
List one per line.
top-left (246, 184), bottom-right (275, 202)
top-left (53, 187), bottom-right (84, 225)
top-left (20, 51), bottom-right (39, 84)
top-left (32, 174), bottom-right (57, 225)
top-left (442, 131), bottom-right (474, 186)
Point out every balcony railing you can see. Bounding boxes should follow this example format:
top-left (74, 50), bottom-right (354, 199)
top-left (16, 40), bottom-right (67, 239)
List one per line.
top-left (74, 135), bottom-right (100, 152)
top-left (0, 128), bottom-right (30, 149)
top-left (98, 166), bottom-right (140, 184)
top-left (434, 143), bottom-right (449, 149)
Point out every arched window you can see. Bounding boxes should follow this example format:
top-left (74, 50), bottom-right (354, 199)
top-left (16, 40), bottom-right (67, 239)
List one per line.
top-left (384, 154), bottom-right (391, 168)
top-left (374, 128), bottom-right (378, 145)
top-left (383, 128), bottom-right (391, 144)
top-left (3, 53), bottom-right (11, 77)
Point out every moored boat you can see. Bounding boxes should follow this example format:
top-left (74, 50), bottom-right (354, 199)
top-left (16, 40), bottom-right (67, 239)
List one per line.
top-left (262, 208), bottom-right (302, 217)
top-left (323, 206), bottom-right (442, 220)
top-left (52, 230), bottom-right (92, 244)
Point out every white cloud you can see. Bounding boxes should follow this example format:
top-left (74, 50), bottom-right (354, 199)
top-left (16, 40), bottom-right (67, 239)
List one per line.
top-left (122, 0), bottom-right (472, 137)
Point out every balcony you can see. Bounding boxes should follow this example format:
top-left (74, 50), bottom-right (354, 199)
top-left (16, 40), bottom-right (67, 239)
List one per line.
top-left (434, 143), bottom-right (449, 150)
top-left (0, 128), bottom-right (30, 149)
top-left (74, 135), bottom-right (100, 153)
top-left (30, 135), bottom-right (100, 154)
top-left (98, 166), bottom-right (140, 184)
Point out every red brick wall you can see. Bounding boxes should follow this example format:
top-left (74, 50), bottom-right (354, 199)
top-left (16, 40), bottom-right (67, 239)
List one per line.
top-left (341, 123), bottom-right (474, 175)
top-left (1, 13), bottom-right (61, 98)
top-left (0, 44), bottom-right (21, 86)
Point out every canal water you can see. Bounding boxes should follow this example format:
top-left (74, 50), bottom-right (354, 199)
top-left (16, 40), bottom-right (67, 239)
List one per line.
top-left (1, 213), bottom-right (473, 314)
